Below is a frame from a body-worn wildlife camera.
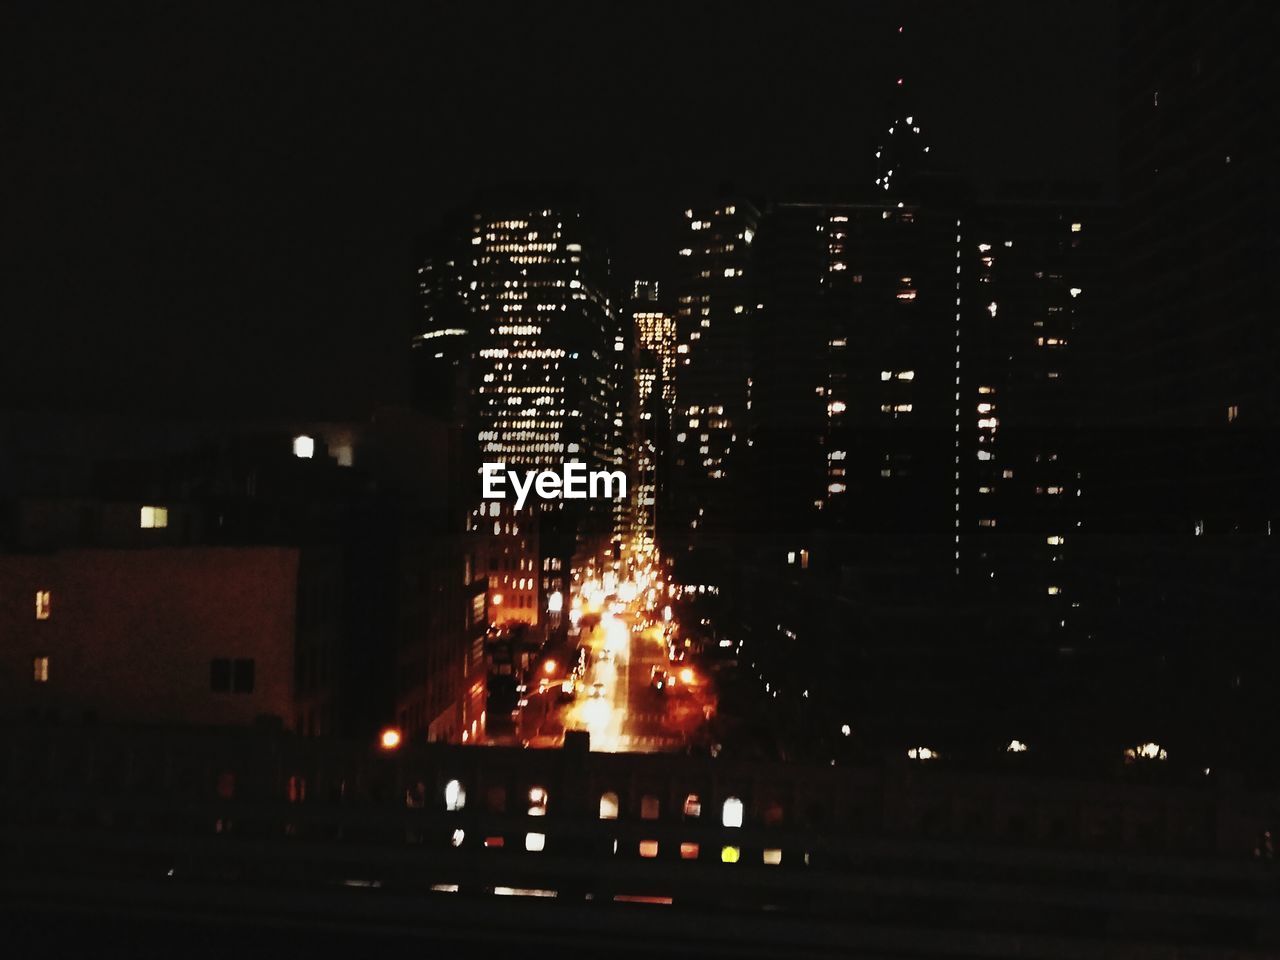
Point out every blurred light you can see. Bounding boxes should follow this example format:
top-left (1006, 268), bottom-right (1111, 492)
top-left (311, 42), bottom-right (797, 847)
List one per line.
top-left (841, 724), bottom-right (851, 737)
top-left (1006, 739), bottom-right (1028, 754)
top-left (444, 779), bottom-right (465, 811)
top-left (547, 590), bottom-right (563, 613)
top-left (378, 728), bottom-right (402, 751)
top-left (680, 667), bottom-right (694, 685)
top-left (450, 829), bottom-right (465, 847)
top-left (721, 845), bottom-right (740, 863)
top-left (544, 660), bottom-right (557, 675)
top-left (722, 797), bottom-right (744, 828)
top-left (292, 435), bottom-right (315, 459)
top-left (525, 832), bottom-right (546, 852)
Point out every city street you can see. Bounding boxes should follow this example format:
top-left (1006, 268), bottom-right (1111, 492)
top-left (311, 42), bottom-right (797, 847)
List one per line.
top-left (519, 611), bottom-right (713, 753)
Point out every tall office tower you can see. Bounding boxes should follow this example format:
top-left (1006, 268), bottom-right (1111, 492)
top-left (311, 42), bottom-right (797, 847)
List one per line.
top-left (607, 298), bottom-right (635, 568)
top-left (735, 195), bottom-right (967, 740)
top-left (667, 200), bottom-right (759, 590)
top-left (633, 281), bottom-right (677, 417)
top-left (412, 219), bottom-right (474, 424)
top-left (750, 199), bottom-right (961, 581)
top-left (414, 203), bottom-right (619, 633)
top-left (1101, 3), bottom-right (1280, 752)
top-left (958, 194), bottom-right (1109, 655)
top-left (630, 281), bottom-right (675, 563)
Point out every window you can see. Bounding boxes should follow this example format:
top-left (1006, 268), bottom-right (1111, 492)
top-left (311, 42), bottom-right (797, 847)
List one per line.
top-left (683, 793), bottom-right (702, 818)
top-left (35, 590), bottom-right (51, 620)
top-left (721, 845), bottom-right (740, 863)
top-left (680, 842), bottom-right (700, 860)
top-left (528, 786), bottom-right (548, 816)
top-left (525, 832), bottom-right (545, 852)
top-left (444, 779), bottom-right (466, 811)
top-left (638, 840), bottom-right (659, 858)
top-left (33, 656), bottom-right (50, 683)
top-left (211, 658), bottom-right (255, 693)
top-left (292, 435), bottom-right (315, 459)
top-left (640, 795), bottom-right (660, 820)
top-left (722, 797), bottom-right (744, 828)
top-left (599, 792), bottom-right (619, 820)
top-left (763, 849), bottom-right (783, 866)
top-left (139, 505), bottom-right (168, 529)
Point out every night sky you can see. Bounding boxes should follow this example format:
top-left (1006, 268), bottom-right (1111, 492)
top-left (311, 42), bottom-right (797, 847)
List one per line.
top-left (4, 1), bottom-right (1114, 420)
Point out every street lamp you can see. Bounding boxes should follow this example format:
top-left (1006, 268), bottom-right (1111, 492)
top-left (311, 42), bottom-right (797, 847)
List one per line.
top-left (378, 727), bottom-right (402, 751)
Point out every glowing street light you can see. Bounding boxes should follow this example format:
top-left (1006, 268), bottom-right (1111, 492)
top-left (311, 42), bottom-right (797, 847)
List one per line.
top-left (378, 727), bottom-right (402, 751)
top-left (543, 659), bottom-right (558, 675)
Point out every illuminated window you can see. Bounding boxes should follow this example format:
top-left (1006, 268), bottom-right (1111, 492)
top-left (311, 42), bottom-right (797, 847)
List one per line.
top-left (1228, 404), bottom-right (1239, 422)
top-left (599, 792), bottom-right (619, 820)
top-left (762, 849), bottom-right (782, 865)
top-left (139, 505), bottom-right (168, 529)
top-left (528, 786), bottom-right (548, 816)
top-left (679, 842), bottom-right (700, 860)
top-left (444, 779), bottom-right (466, 811)
top-left (638, 840), bottom-right (659, 858)
top-left (33, 656), bottom-right (50, 683)
top-left (640, 795), bottom-right (660, 820)
top-left (35, 590), bottom-right (51, 620)
top-left (721, 845), bottom-right (740, 863)
top-left (292, 435), bottom-right (315, 459)
top-left (525, 832), bottom-right (545, 852)
top-left (683, 793), bottom-right (702, 818)
top-left (1070, 223), bottom-right (1082, 233)
top-left (721, 797), bottom-right (743, 828)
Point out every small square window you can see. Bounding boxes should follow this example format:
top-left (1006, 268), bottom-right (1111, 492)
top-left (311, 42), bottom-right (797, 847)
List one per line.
top-left (33, 656), bottom-right (50, 683)
top-left (140, 505), bottom-right (169, 529)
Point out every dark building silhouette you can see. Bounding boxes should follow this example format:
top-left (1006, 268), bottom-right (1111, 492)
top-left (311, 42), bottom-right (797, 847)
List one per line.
top-left (0, 411), bottom-right (482, 744)
top-left (667, 200), bottom-right (760, 591)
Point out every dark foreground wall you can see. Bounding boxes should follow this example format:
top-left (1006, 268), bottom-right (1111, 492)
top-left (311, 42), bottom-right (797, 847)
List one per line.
top-left (3, 724), bottom-right (1279, 957)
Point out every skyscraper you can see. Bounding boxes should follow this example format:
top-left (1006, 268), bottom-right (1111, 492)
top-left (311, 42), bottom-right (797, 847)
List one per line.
top-left (630, 281), bottom-right (675, 564)
top-left (667, 200), bottom-right (759, 589)
top-left (414, 202), bottom-right (620, 633)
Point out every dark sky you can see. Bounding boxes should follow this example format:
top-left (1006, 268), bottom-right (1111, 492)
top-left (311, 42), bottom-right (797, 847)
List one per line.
top-left (4, 1), bottom-right (1115, 420)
